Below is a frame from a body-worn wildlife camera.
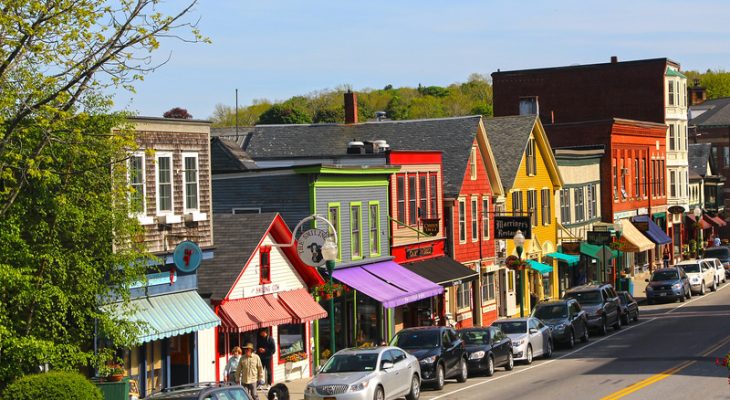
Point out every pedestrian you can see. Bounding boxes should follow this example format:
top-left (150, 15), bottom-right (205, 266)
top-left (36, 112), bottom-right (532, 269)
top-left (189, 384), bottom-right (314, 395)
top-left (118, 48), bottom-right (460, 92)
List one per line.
top-left (224, 346), bottom-right (242, 383)
top-left (714, 235), bottom-right (722, 247)
top-left (236, 343), bottom-right (264, 400)
top-left (662, 247), bottom-right (671, 268)
top-left (257, 329), bottom-right (276, 390)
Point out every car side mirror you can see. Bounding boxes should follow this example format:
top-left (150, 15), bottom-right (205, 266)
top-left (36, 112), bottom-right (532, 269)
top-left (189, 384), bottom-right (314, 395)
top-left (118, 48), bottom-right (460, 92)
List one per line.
top-left (529, 328), bottom-right (538, 334)
top-left (382, 362), bottom-right (394, 371)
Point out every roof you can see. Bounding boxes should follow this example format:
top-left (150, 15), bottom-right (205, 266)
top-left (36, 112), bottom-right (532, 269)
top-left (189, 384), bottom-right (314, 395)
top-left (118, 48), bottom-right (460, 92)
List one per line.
top-left (493, 57), bottom-right (676, 76)
top-left (211, 137), bottom-right (258, 173)
top-left (690, 97), bottom-right (730, 127)
top-left (688, 143), bottom-right (712, 177)
top-left (212, 116), bottom-right (489, 199)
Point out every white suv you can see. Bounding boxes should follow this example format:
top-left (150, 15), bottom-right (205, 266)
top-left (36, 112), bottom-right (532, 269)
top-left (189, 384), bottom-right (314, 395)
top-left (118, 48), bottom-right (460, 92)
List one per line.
top-left (700, 257), bottom-right (726, 286)
top-left (677, 260), bottom-right (717, 295)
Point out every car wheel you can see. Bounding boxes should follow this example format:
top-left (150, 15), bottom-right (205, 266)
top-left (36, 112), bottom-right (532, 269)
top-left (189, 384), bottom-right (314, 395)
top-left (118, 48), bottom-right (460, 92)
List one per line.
top-left (600, 317), bottom-right (608, 336)
top-left (700, 283), bottom-right (705, 295)
top-left (712, 280), bottom-right (717, 292)
top-left (633, 310), bottom-right (639, 322)
top-left (434, 364), bottom-right (445, 390)
top-left (456, 358), bottom-right (468, 383)
top-left (485, 355), bottom-right (495, 377)
top-left (544, 340), bottom-right (553, 359)
top-left (621, 311), bottom-right (630, 326)
top-left (405, 374), bottom-right (420, 400)
top-left (374, 386), bottom-right (384, 400)
top-left (581, 324), bottom-right (589, 343)
top-left (525, 345), bottom-right (533, 364)
top-left (505, 351), bottom-right (514, 371)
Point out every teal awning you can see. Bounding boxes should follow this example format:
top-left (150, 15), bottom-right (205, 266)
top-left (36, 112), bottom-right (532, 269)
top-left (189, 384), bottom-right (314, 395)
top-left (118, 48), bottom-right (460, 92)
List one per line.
top-left (106, 290), bottom-right (220, 344)
top-left (545, 252), bottom-right (580, 266)
top-left (527, 260), bottom-right (553, 274)
top-left (580, 243), bottom-right (620, 261)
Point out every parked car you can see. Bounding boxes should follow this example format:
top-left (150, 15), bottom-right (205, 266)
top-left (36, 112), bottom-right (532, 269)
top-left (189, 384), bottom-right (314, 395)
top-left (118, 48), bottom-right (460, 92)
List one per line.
top-left (304, 346), bottom-right (421, 400)
top-left (457, 326), bottom-right (514, 376)
top-left (617, 291), bottom-right (639, 325)
top-left (389, 326), bottom-right (467, 390)
top-left (645, 267), bottom-right (692, 304)
top-left (677, 260), bottom-right (716, 294)
top-left (563, 283), bottom-right (622, 334)
top-left (491, 317), bottom-right (553, 363)
top-left (531, 299), bottom-right (588, 348)
top-left (700, 257), bottom-right (727, 285)
top-left (147, 382), bottom-right (250, 400)
top-left (702, 246), bottom-right (730, 278)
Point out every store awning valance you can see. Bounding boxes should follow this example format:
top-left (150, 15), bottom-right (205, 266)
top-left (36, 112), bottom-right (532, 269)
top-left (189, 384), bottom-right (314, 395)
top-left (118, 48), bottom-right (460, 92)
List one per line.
top-left (219, 294), bottom-right (294, 333)
top-left (402, 256), bottom-right (479, 287)
top-left (618, 219), bottom-right (655, 252)
top-left (632, 215), bottom-right (671, 245)
top-left (105, 290), bottom-right (220, 344)
top-left (278, 288), bottom-right (328, 324)
top-left (580, 243), bottom-right (617, 261)
top-left (333, 261), bottom-right (443, 309)
top-left (687, 214), bottom-right (712, 230)
top-left (526, 260), bottom-right (553, 274)
top-left (545, 252), bottom-right (580, 266)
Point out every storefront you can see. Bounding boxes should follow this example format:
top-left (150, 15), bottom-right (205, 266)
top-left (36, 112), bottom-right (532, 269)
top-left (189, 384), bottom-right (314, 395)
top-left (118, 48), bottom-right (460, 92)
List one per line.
top-left (544, 251), bottom-right (580, 296)
top-left (617, 219), bottom-right (655, 279)
top-left (632, 215), bottom-right (672, 272)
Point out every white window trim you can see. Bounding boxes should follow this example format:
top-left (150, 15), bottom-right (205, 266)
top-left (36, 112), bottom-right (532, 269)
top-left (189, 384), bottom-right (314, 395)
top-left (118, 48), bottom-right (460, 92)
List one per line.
top-left (470, 147), bottom-right (478, 180)
top-left (156, 151), bottom-right (175, 216)
top-left (482, 196), bottom-right (490, 240)
top-left (181, 152), bottom-right (201, 214)
top-left (458, 197), bottom-right (467, 244)
top-left (128, 151), bottom-right (155, 225)
top-left (471, 196), bottom-right (478, 242)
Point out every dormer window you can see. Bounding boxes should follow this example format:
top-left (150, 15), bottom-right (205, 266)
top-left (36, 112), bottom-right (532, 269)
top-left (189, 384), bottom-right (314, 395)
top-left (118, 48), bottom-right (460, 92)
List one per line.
top-left (260, 245), bottom-right (271, 284)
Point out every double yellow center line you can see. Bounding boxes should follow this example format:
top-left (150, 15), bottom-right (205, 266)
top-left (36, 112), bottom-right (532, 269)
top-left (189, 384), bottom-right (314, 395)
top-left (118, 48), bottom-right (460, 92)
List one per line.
top-left (601, 335), bottom-right (730, 400)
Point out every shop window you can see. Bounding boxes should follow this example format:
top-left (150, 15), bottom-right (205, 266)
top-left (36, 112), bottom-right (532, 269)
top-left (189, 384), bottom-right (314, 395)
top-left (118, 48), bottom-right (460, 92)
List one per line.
top-left (457, 281), bottom-right (473, 310)
top-left (260, 246), bottom-right (271, 284)
top-left (481, 272), bottom-right (495, 303)
top-left (278, 324), bottom-right (305, 362)
top-left (396, 176), bottom-right (405, 223)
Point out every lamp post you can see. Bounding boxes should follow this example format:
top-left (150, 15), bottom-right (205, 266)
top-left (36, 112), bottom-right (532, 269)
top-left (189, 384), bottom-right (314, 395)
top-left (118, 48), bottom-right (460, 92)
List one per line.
top-left (513, 230), bottom-right (526, 317)
top-left (613, 223), bottom-right (623, 287)
top-left (321, 237), bottom-right (338, 356)
top-left (694, 206), bottom-right (703, 250)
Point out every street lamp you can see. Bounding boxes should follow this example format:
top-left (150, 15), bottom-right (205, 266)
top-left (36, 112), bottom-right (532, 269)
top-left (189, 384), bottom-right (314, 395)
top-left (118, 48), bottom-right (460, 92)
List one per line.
top-left (321, 237), bottom-right (338, 357)
top-left (513, 230), bottom-right (526, 317)
top-left (613, 223), bottom-right (623, 287)
top-left (694, 206), bottom-right (703, 247)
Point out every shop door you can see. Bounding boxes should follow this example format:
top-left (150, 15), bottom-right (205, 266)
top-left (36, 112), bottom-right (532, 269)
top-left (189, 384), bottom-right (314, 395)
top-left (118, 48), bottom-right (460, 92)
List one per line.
top-left (169, 334), bottom-right (193, 387)
top-left (499, 269), bottom-right (516, 316)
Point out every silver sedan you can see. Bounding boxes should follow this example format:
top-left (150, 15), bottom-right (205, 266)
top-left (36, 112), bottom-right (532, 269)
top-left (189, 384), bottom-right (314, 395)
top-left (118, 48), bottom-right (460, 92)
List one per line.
top-left (304, 346), bottom-right (421, 400)
top-left (491, 317), bottom-right (553, 364)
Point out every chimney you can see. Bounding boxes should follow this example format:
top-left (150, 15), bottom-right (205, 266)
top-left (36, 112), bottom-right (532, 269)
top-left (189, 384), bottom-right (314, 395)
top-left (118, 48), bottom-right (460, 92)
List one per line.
top-left (610, 56), bottom-right (618, 63)
top-left (344, 91), bottom-right (358, 124)
top-left (688, 79), bottom-right (707, 106)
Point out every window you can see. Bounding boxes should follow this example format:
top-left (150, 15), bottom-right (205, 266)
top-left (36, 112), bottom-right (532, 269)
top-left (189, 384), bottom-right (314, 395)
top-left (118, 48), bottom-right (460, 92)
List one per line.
top-left (482, 197), bottom-right (490, 239)
top-left (351, 203), bottom-right (362, 259)
top-left (128, 154), bottom-right (145, 214)
top-left (560, 189), bottom-right (571, 223)
top-left (396, 176), bottom-right (405, 223)
top-left (527, 190), bottom-right (537, 226)
top-left (481, 272), bottom-right (495, 303)
top-left (620, 159), bottom-right (627, 199)
top-left (156, 153), bottom-right (173, 214)
top-left (408, 176), bottom-right (417, 225)
top-left (634, 158), bottom-right (640, 199)
top-left (724, 146), bottom-right (730, 167)
top-left (429, 174), bottom-right (438, 218)
top-left (641, 159), bottom-right (647, 197)
top-left (574, 187), bottom-right (584, 222)
top-left (278, 324), bottom-right (305, 361)
top-left (586, 185), bottom-right (594, 220)
top-left (182, 153), bottom-right (199, 211)
top-left (669, 125), bottom-right (675, 151)
top-left (668, 80), bottom-right (675, 106)
top-left (457, 281), bottom-right (473, 310)
top-left (525, 138), bottom-right (536, 176)
top-left (259, 245), bottom-right (271, 284)
top-left (512, 191), bottom-right (523, 215)
top-left (419, 175), bottom-right (427, 219)
top-left (369, 202), bottom-right (380, 256)
top-left (660, 160), bottom-right (665, 196)
top-left (470, 147), bottom-right (478, 180)
top-left (670, 170), bottom-right (676, 198)
top-left (541, 189), bottom-right (551, 226)
top-left (471, 197), bottom-right (478, 242)
top-left (590, 184), bottom-right (598, 219)
top-left (328, 204), bottom-right (341, 260)
top-left (458, 198), bottom-right (466, 243)
top-left (519, 96), bottom-right (539, 115)
top-left (612, 161), bottom-right (618, 200)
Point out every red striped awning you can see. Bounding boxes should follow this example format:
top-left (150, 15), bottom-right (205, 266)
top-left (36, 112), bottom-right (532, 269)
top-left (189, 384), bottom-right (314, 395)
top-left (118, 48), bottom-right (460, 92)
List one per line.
top-left (687, 214), bottom-right (712, 230)
top-left (707, 215), bottom-right (727, 227)
top-left (219, 294), bottom-right (294, 333)
top-left (278, 288), bottom-right (328, 323)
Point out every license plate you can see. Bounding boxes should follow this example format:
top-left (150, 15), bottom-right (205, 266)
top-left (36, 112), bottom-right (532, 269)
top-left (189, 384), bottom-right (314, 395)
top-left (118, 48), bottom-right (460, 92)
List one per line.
top-left (658, 293), bottom-right (667, 296)
top-left (324, 397), bottom-right (336, 400)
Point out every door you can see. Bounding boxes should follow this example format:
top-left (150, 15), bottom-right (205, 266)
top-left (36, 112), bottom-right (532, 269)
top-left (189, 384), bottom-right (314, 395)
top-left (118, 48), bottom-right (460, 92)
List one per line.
top-left (378, 350), bottom-right (398, 396)
top-left (602, 288), bottom-right (618, 325)
top-left (490, 328), bottom-right (508, 364)
top-left (442, 329), bottom-right (460, 375)
top-left (527, 319), bottom-right (543, 357)
top-left (500, 269), bottom-right (517, 316)
top-left (390, 349), bottom-right (411, 396)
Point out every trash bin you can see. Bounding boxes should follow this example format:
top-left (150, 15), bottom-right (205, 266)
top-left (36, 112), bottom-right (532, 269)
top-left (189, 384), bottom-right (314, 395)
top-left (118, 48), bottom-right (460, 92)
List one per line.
top-left (95, 377), bottom-right (131, 400)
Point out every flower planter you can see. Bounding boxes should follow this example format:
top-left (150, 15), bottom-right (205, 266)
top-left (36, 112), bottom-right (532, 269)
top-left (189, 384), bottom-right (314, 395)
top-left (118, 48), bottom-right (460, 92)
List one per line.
top-left (105, 374), bottom-right (124, 382)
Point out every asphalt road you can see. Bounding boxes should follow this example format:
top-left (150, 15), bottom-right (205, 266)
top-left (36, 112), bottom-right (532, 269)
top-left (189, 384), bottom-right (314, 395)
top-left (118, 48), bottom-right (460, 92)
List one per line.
top-left (418, 283), bottom-right (730, 400)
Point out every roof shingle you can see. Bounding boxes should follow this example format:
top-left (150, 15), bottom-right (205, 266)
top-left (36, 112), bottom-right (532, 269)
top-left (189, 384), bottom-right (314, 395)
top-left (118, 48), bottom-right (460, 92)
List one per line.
top-left (482, 115), bottom-right (537, 189)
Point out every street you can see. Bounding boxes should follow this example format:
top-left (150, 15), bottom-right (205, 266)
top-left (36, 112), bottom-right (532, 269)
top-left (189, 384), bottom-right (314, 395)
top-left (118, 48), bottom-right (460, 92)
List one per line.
top-left (418, 284), bottom-right (730, 400)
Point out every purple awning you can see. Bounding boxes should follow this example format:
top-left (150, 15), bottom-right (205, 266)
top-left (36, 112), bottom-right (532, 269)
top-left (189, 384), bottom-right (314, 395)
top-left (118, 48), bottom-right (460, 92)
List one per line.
top-left (333, 261), bottom-right (444, 308)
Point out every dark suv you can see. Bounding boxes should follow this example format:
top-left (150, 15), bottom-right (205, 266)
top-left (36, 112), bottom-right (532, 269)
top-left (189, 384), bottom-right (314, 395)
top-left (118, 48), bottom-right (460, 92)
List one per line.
top-left (390, 326), bottom-right (468, 390)
top-left (531, 299), bottom-right (589, 348)
top-left (702, 246), bottom-right (730, 278)
top-left (645, 267), bottom-right (691, 304)
top-left (146, 382), bottom-right (250, 400)
top-left (563, 283), bottom-right (621, 335)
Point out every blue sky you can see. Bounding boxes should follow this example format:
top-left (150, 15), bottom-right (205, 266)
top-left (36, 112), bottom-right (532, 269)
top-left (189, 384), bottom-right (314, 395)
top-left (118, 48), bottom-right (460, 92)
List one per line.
top-left (112, 0), bottom-right (730, 120)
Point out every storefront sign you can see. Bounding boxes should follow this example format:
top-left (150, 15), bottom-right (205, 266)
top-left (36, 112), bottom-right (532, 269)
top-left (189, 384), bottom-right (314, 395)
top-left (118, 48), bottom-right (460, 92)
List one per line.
top-left (494, 216), bottom-right (532, 239)
top-left (421, 218), bottom-right (440, 236)
top-left (561, 241), bottom-right (581, 255)
top-left (244, 283), bottom-right (281, 297)
top-left (587, 231), bottom-right (612, 246)
top-left (296, 228), bottom-right (329, 267)
top-left (668, 205), bottom-right (686, 214)
top-left (406, 245), bottom-right (434, 259)
top-left (173, 240), bottom-right (203, 273)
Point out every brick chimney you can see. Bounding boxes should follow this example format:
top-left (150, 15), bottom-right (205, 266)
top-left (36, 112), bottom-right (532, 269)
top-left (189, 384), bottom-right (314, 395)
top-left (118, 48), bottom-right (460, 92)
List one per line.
top-left (610, 56), bottom-right (618, 63)
top-left (344, 91), bottom-right (358, 124)
top-left (689, 78), bottom-right (707, 106)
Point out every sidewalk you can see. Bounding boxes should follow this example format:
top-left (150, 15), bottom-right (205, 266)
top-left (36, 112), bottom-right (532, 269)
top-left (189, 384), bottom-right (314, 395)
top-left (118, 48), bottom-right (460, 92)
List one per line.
top-left (269, 377), bottom-right (309, 400)
top-left (630, 270), bottom-right (651, 304)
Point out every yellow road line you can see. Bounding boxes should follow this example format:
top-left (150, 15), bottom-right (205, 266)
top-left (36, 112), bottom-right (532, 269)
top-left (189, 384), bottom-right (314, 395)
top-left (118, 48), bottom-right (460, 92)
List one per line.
top-left (600, 335), bottom-right (730, 400)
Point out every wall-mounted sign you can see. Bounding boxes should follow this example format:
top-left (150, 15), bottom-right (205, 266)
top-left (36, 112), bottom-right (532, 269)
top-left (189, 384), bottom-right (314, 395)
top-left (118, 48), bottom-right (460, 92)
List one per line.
top-left (587, 231), bottom-right (612, 246)
top-left (668, 205), bottom-right (686, 214)
top-left (421, 218), bottom-right (440, 236)
top-left (244, 283), bottom-right (281, 298)
top-left (173, 240), bottom-right (202, 273)
top-left (296, 228), bottom-right (329, 267)
top-left (406, 245), bottom-right (434, 259)
top-left (494, 216), bottom-right (532, 239)
top-left (561, 241), bottom-right (581, 255)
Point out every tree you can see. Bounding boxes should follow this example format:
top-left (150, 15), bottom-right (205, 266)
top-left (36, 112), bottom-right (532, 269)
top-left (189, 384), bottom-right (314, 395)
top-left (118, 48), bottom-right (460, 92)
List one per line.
top-left (163, 107), bottom-right (193, 119)
top-left (313, 108), bottom-right (344, 123)
top-left (257, 104), bottom-right (312, 125)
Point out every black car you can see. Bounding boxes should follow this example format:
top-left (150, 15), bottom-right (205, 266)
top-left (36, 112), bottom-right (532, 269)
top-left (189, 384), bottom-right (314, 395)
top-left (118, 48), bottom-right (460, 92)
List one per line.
top-left (390, 326), bottom-right (468, 390)
top-left (645, 267), bottom-right (692, 304)
top-left (531, 299), bottom-right (589, 348)
top-left (146, 382), bottom-right (251, 400)
top-left (617, 291), bottom-right (639, 325)
top-left (702, 246), bottom-right (730, 278)
top-left (458, 326), bottom-right (514, 376)
top-left (563, 283), bottom-right (622, 335)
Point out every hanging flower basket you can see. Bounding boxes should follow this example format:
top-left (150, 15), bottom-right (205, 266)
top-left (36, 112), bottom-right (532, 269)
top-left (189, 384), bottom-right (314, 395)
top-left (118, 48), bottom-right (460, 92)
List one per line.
top-left (312, 282), bottom-right (345, 299)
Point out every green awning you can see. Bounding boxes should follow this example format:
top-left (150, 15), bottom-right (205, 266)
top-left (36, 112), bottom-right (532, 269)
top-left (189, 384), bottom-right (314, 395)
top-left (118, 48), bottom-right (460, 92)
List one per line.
top-left (527, 260), bottom-right (553, 274)
top-left (545, 252), bottom-right (580, 266)
top-left (580, 243), bottom-right (618, 261)
top-left (105, 290), bottom-right (220, 344)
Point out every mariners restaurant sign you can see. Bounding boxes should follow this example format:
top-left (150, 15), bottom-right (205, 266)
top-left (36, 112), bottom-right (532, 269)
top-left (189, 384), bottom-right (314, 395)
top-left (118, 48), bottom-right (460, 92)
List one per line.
top-left (493, 216), bottom-right (532, 239)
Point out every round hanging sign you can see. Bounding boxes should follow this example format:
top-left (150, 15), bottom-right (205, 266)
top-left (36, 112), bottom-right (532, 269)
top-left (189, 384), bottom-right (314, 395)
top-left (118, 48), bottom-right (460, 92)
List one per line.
top-left (667, 205), bottom-right (686, 214)
top-left (296, 228), bottom-right (329, 267)
top-left (173, 240), bottom-right (203, 273)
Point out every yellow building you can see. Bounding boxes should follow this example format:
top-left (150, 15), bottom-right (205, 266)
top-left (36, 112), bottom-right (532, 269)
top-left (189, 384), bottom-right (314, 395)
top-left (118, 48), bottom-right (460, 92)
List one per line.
top-left (485, 115), bottom-right (564, 316)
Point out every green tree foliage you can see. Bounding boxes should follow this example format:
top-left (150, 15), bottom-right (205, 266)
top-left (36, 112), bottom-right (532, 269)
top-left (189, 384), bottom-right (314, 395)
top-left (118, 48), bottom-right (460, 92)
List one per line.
top-left (257, 104), bottom-right (313, 125)
top-left (685, 69), bottom-right (730, 100)
top-left (2, 371), bottom-right (103, 400)
top-left (313, 108), bottom-right (344, 123)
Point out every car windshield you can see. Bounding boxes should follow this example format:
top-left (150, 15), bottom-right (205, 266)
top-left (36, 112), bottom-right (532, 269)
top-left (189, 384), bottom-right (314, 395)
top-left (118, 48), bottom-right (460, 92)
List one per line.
top-left (704, 248), bottom-right (729, 260)
top-left (321, 353), bottom-right (378, 373)
top-left (392, 330), bottom-right (439, 349)
top-left (565, 291), bottom-right (602, 304)
top-left (618, 293), bottom-right (629, 303)
top-left (680, 264), bottom-right (701, 273)
top-left (533, 305), bottom-right (568, 319)
top-left (460, 330), bottom-right (489, 344)
top-left (652, 270), bottom-right (678, 281)
top-left (492, 321), bottom-right (526, 334)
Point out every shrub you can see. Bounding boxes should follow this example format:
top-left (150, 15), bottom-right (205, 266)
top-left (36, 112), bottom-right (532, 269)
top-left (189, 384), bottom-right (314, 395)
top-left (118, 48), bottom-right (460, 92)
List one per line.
top-left (2, 371), bottom-right (103, 400)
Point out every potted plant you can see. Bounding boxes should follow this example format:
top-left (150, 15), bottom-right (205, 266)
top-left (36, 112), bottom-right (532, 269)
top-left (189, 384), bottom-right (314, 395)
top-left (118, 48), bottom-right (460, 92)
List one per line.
top-left (311, 282), bottom-right (345, 299)
top-left (99, 363), bottom-right (125, 382)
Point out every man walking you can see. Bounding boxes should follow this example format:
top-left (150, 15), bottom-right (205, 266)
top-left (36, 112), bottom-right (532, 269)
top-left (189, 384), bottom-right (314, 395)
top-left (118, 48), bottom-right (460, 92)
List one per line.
top-left (257, 328), bottom-right (276, 390)
top-left (236, 343), bottom-right (264, 400)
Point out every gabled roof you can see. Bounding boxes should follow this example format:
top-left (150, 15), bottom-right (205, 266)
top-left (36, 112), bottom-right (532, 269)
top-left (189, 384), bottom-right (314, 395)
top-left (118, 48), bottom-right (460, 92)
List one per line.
top-left (688, 143), bottom-right (712, 177)
top-left (212, 116), bottom-right (503, 199)
top-left (690, 97), bottom-right (730, 127)
top-left (198, 213), bottom-right (323, 301)
top-left (484, 115), bottom-right (563, 190)
top-left (211, 137), bottom-right (258, 173)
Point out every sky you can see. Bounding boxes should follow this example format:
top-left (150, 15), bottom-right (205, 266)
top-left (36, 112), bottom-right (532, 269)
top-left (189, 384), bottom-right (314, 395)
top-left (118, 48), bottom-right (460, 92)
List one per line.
top-left (111, 0), bottom-right (730, 120)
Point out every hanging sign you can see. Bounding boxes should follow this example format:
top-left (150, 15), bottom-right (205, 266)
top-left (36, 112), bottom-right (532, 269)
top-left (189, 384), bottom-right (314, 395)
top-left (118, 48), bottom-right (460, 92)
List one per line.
top-left (173, 240), bottom-right (202, 273)
top-left (296, 228), bottom-right (329, 267)
top-left (421, 218), bottom-right (440, 236)
top-left (668, 206), bottom-right (686, 214)
top-left (587, 231), bottom-right (612, 246)
top-left (494, 216), bottom-right (532, 239)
